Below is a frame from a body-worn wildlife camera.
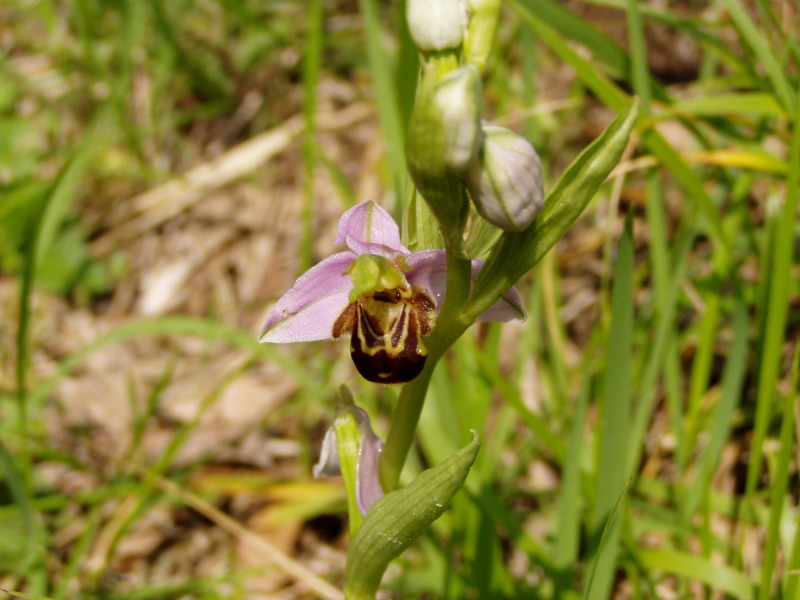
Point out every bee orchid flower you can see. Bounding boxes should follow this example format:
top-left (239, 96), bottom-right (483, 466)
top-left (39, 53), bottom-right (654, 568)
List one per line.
top-left (259, 200), bottom-right (524, 384)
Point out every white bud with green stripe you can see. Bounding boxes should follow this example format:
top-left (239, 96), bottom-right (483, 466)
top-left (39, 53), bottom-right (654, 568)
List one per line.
top-left (466, 123), bottom-right (544, 232)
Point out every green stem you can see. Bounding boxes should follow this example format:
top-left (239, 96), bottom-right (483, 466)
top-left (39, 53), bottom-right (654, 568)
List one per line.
top-left (378, 358), bottom-right (437, 492)
top-left (464, 0), bottom-right (501, 71)
top-left (379, 251), bottom-right (473, 492)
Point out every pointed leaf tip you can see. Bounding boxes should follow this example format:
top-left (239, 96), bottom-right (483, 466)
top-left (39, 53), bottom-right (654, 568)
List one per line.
top-left (344, 432), bottom-right (480, 598)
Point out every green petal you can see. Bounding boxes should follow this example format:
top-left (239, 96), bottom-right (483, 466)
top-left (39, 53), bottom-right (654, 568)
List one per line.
top-left (346, 254), bottom-right (409, 302)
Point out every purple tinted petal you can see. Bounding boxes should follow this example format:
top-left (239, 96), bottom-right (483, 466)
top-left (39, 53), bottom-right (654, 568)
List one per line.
top-left (311, 407), bottom-right (385, 517)
top-left (475, 285), bottom-right (526, 323)
top-left (405, 249), bottom-right (449, 307)
top-left (353, 407), bottom-right (384, 516)
top-left (334, 200), bottom-right (409, 257)
top-left (343, 236), bottom-right (408, 259)
top-left (259, 251), bottom-right (355, 343)
top-left (406, 251), bottom-right (526, 322)
top-left (470, 260), bottom-right (526, 323)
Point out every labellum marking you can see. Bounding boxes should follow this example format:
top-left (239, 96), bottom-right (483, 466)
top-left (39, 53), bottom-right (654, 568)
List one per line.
top-left (333, 286), bottom-right (436, 384)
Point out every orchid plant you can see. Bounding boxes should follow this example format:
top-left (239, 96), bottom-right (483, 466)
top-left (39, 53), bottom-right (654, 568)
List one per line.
top-left (260, 0), bottom-right (638, 597)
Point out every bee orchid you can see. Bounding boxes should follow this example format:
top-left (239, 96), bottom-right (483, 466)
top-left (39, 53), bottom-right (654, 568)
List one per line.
top-left (259, 200), bottom-right (524, 384)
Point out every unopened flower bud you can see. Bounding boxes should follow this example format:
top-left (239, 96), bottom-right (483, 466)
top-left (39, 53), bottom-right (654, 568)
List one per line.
top-left (466, 123), bottom-right (544, 231)
top-left (407, 64), bottom-right (476, 245)
top-left (407, 0), bottom-right (467, 51)
top-left (314, 405), bottom-right (384, 517)
top-left (435, 65), bottom-right (483, 171)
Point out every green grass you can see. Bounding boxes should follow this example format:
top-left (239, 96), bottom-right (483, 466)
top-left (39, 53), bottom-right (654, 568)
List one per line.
top-left (2, 0), bottom-right (799, 598)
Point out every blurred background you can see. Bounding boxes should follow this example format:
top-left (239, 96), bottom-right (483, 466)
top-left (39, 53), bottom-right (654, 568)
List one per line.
top-left (1, 1), bottom-right (798, 598)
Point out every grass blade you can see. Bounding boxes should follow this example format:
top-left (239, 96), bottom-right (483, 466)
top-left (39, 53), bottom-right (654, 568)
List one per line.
top-left (742, 84), bottom-right (800, 539)
top-left (759, 348), bottom-right (800, 597)
top-left (553, 378), bottom-right (590, 593)
top-left (17, 150), bottom-right (91, 416)
top-left (512, 0), bottom-right (731, 259)
top-left (586, 216), bottom-right (634, 600)
top-left (721, 0), bottom-right (795, 113)
top-left (356, 0), bottom-right (407, 205)
top-left (299, 0), bottom-right (324, 273)
top-left (638, 549), bottom-right (754, 599)
top-left (0, 442), bottom-right (37, 574)
top-left (681, 300), bottom-right (749, 523)
top-left (28, 316), bottom-right (324, 410)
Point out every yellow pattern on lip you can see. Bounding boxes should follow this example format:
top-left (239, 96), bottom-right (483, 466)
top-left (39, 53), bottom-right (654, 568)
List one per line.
top-left (333, 266), bottom-right (436, 385)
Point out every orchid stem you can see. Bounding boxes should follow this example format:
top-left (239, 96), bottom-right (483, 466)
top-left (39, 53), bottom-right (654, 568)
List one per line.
top-left (379, 359), bottom-right (437, 492)
top-left (379, 250), bottom-right (472, 491)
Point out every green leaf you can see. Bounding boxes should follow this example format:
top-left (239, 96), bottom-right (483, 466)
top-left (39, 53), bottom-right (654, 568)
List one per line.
top-left (514, 0), bottom-right (630, 79)
top-left (357, 0), bottom-right (408, 203)
top-left (469, 97), bottom-right (639, 321)
top-left (402, 184), bottom-right (444, 252)
top-left (0, 589), bottom-right (59, 600)
top-left (667, 92), bottom-right (787, 118)
top-left (552, 379), bottom-right (590, 592)
top-left (345, 432), bottom-right (481, 600)
top-left (0, 503), bottom-right (32, 572)
top-left (721, 0), bottom-right (796, 114)
top-left (586, 215), bottom-right (634, 600)
top-left (638, 549), bottom-right (754, 600)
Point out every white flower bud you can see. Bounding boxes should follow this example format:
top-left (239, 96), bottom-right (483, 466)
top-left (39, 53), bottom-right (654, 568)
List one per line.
top-left (466, 123), bottom-right (544, 231)
top-left (406, 0), bottom-right (467, 51)
top-left (434, 65), bottom-right (483, 171)
top-left (406, 63), bottom-right (472, 241)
